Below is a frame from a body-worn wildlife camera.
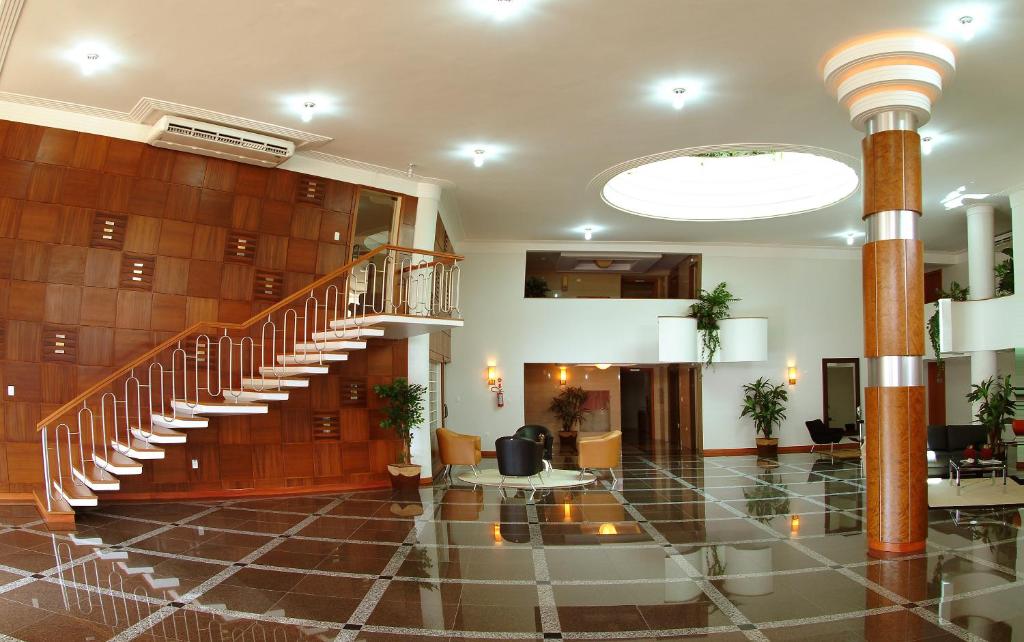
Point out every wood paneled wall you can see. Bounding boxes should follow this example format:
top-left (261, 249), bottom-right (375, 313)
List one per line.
top-left (0, 119), bottom-right (414, 497)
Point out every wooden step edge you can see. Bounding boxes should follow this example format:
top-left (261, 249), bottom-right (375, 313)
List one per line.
top-left (33, 488), bottom-right (76, 530)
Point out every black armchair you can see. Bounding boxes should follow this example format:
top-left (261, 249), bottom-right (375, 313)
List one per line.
top-left (495, 436), bottom-right (545, 489)
top-left (514, 425), bottom-right (554, 462)
top-left (805, 419), bottom-right (845, 455)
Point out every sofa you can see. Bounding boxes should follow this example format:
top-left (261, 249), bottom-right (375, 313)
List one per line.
top-left (927, 424), bottom-right (990, 477)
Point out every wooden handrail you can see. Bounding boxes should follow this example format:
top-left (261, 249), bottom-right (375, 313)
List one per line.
top-left (36, 244), bottom-right (463, 430)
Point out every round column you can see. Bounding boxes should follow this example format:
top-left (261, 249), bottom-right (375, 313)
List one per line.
top-left (966, 203), bottom-right (997, 415)
top-left (824, 34), bottom-right (955, 555)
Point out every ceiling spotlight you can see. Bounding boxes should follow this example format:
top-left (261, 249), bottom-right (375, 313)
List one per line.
top-left (473, 148), bottom-right (487, 167)
top-left (846, 233), bottom-right (856, 246)
top-left (958, 15), bottom-right (976, 40)
top-left (672, 87), bottom-right (687, 110)
top-left (493, 0), bottom-right (514, 20)
top-left (80, 52), bottom-right (101, 76)
top-left (584, 227), bottom-right (593, 240)
top-left (300, 101), bottom-right (316, 123)
top-left (921, 136), bottom-right (934, 155)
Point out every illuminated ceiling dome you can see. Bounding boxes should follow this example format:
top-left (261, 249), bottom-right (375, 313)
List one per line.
top-left (597, 145), bottom-right (859, 222)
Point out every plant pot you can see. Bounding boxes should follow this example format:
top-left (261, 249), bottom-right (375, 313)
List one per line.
top-left (755, 438), bottom-right (779, 458)
top-left (1013, 420), bottom-right (1024, 437)
top-left (387, 463), bottom-right (422, 492)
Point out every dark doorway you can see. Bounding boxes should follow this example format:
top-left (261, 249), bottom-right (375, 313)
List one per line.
top-left (667, 364), bottom-right (700, 451)
top-left (620, 368), bottom-right (653, 446)
top-left (927, 361), bottom-right (946, 425)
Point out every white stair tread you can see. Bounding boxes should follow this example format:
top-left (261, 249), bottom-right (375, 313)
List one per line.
top-left (223, 389), bottom-right (289, 402)
top-left (130, 425), bottom-right (187, 444)
top-left (259, 366), bottom-right (329, 376)
top-left (171, 399), bottom-right (268, 415)
top-left (152, 413), bottom-right (209, 429)
top-left (111, 438), bottom-right (165, 460)
top-left (97, 549), bottom-right (129, 560)
top-left (293, 340), bottom-right (366, 352)
top-left (72, 464), bottom-right (120, 491)
top-left (144, 574), bottom-right (180, 589)
top-left (329, 317), bottom-right (382, 329)
top-left (53, 480), bottom-right (97, 507)
top-left (70, 534), bottom-right (104, 546)
top-left (117, 561), bottom-right (155, 575)
top-left (276, 353), bottom-right (348, 365)
top-left (242, 377), bottom-right (309, 389)
top-left (310, 327), bottom-right (384, 341)
top-left (95, 451), bottom-right (144, 475)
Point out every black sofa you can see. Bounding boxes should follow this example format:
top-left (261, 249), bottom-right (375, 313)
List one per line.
top-left (927, 424), bottom-right (990, 477)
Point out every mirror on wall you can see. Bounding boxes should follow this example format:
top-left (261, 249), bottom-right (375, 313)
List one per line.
top-left (352, 189), bottom-right (399, 259)
top-left (822, 358), bottom-right (861, 431)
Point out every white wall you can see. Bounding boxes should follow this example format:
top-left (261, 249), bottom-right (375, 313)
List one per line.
top-left (446, 241), bottom-right (864, 452)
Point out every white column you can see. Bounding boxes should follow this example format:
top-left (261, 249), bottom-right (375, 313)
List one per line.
top-left (407, 184), bottom-right (442, 475)
top-left (966, 203), bottom-right (996, 419)
top-left (1011, 190), bottom-right (1024, 290)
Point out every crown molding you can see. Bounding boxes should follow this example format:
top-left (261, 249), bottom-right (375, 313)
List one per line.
top-left (0, 0), bottom-right (24, 74)
top-left (301, 150), bottom-right (451, 187)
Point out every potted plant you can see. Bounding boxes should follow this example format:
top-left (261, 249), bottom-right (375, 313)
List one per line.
top-left (995, 249), bottom-right (1013, 297)
top-left (927, 281), bottom-right (968, 363)
top-left (966, 374), bottom-right (1016, 459)
top-left (525, 276), bottom-right (551, 298)
top-left (373, 377), bottom-right (427, 491)
top-left (550, 386), bottom-right (590, 449)
top-left (690, 282), bottom-right (738, 367)
top-left (740, 377), bottom-right (788, 457)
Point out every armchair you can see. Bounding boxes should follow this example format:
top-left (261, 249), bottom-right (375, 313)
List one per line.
top-left (805, 419), bottom-right (845, 455)
top-left (514, 424), bottom-right (554, 467)
top-left (436, 428), bottom-right (482, 483)
top-left (578, 430), bottom-right (622, 482)
top-left (495, 436), bottom-right (545, 490)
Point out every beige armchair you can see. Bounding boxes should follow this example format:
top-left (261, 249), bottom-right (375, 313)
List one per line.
top-left (436, 428), bottom-right (482, 483)
top-left (577, 430), bottom-right (622, 482)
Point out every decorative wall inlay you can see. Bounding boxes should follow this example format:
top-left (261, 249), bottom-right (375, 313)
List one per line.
top-left (313, 412), bottom-right (341, 441)
top-left (253, 270), bottom-right (283, 301)
top-left (42, 325), bottom-right (78, 363)
top-left (341, 379), bottom-right (367, 405)
top-left (119, 253), bottom-right (156, 290)
top-left (224, 231), bottom-right (258, 263)
top-left (91, 213), bottom-right (128, 250)
top-left (296, 176), bottom-right (326, 207)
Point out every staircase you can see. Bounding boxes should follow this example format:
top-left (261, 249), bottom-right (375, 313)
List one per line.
top-left (36, 245), bottom-right (462, 521)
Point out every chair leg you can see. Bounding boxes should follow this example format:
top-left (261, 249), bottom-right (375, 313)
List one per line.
top-left (609, 468), bottom-right (617, 484)
top-left (471, 464), bottom-right (480, 476)
top-left (810, 444), bottom-right (817, 454)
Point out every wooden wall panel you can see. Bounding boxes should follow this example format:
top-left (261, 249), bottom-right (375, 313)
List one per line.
top-left (0, 118), bottom-right (404, 497)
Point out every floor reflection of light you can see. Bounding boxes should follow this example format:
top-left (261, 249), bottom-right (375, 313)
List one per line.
top-left (492, 522), bottom-right (502, 544)
top-left (790, 515), bottom-right (800, 536)
top-left (563, 502), bottom-right (572, 521)
top-left (598, 523), bottom-right (618, 535)
top-left (927, 477), bottom-right (943, 485)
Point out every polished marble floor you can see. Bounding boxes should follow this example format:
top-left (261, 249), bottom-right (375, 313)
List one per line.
top-left (0, 449), bottom-right (1022, 641)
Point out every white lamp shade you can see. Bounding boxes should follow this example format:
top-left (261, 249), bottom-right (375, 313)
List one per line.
top-left (659, 317), bottom-right (699, 363)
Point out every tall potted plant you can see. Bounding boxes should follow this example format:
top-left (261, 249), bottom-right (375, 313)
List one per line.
top-left (525, 276), bottom-right (551, 298)
top-left (690, 282), bottom-right (738, 367)
top-left (373, 377), bottom-right (427, 491)
top-left (550, 386), bottom-right (590, 448)
top-left (740, 377), bottom-right (788, 457)
top-left (966, 375), bottom-right (1016, 459)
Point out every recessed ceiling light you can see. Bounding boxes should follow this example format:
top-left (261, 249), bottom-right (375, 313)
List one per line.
top-left (67, 42), bottom-right (116, 76)
top-left (473, 149), bottom-right (487, 167)
top-left (584, 227), bottom-right (593, 240)
top-left (494, 0), bottom-right (515, 20)
top-left (921, 136), bottom-right (934, 155)
top-left (596, 145), bottom-right (859, 221)
top-left (300, 101), bottom-right (316, 123)
top-left (671, 88), bottom-right (687, 110)
top-left (958, 15), bottom-right (976, 40)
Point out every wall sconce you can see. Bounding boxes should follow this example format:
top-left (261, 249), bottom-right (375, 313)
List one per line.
top-left (790, 514), bottom-right (800, 535)
top-left (486, 362), bottom-right (503, 407)
top-left (787, 366), bottom-right (798, 386)
top-left (558, 366), bottom-right (568, 386)
top-left (487, 366), bottom-right (497, 386)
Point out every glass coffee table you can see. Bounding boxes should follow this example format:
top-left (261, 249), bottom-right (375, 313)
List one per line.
top-left (949, 458), bottom-right (1007, 487)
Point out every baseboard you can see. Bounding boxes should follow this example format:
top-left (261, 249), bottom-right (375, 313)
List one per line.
top-left (703, 444), bottom-right (860, 457)
top-left (0, 492), bottom-right (34, 504)
top-left (102, 480), bottom-right (393, 503)
top-left (482, 450), bottom-right (496, 458)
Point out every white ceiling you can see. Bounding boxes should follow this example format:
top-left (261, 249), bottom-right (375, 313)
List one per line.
top-left (1, 0), bottom-right (1021, 251)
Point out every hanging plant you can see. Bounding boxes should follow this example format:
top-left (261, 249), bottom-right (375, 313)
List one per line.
top-left (927, 281), bottom-right (968, 363)
top-left (995, 249), bottom-right (1014, 297)
top-left (689, 282), bottom-right (738, 367)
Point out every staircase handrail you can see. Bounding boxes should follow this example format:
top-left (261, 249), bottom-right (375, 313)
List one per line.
top-left (36, 244), bottom-right (462, 431)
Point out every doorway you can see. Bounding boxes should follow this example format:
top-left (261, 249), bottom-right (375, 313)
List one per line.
top-left (668, 364), bottom-right (701, 451)
top-left (822, 358), bottom-right (861, 430)
top-left (620, 368), bottom-right (653, 446)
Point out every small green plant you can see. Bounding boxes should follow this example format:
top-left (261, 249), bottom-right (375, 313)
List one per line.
top-left (549, 386), bottom-right (590, 432)
top-left (740, 377), bottom-right (788, 440)
top-left (524, 276), bottom-right (551, 298)
top-left (927, 281), bottom-right (969, 363)
top-left (966, 374), bottom-right (1016, 456)
top-left (995, 249), bottom-right (1014, 297)
top-left (690, 282), bottom-right (738, 367)
top-left (373, 378), bottom-right (427, 465)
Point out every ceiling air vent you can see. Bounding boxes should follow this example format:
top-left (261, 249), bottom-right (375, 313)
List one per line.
top-left (146, 115), bottom-right (295, 168)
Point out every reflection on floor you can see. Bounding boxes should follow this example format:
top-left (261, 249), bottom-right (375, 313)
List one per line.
top-left (0, 449), bottom-right (1022, 641)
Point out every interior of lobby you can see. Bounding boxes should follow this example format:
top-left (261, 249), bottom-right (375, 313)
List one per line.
top-left (0, 1), bottom-right (1023, 640)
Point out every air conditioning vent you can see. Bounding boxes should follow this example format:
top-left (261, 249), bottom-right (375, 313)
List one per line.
top-left (147, 115), bottom-right (295, 167)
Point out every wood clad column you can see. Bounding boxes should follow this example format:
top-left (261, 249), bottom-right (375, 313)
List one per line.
top-left (861, 118), bottom-right (927, 554)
